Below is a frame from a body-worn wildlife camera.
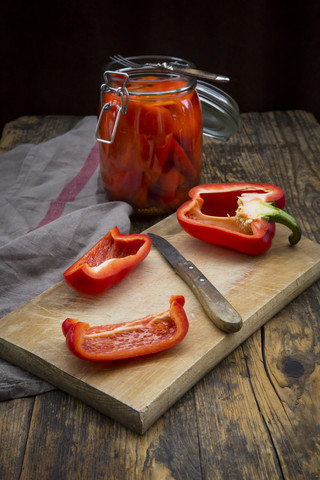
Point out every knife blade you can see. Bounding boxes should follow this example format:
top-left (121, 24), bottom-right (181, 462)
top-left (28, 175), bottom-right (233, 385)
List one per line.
top-left (148, 233), bottom-right (243, 333)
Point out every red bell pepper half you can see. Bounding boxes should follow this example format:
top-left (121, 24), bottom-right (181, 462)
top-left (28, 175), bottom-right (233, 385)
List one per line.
top-left (63, 226), bottom-right (151, 294)
top-left (176, 183), bottom-right (301, 255)
top-left (62, 295), bottom-right (189, 362)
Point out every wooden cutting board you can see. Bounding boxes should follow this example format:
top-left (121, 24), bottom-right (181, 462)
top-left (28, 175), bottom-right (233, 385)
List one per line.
top-left (1, 214), bottom-right (320, 434)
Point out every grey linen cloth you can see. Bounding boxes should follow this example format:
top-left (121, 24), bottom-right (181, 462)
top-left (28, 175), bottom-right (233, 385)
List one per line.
top-left (0, 116), bottom-right (133, 400)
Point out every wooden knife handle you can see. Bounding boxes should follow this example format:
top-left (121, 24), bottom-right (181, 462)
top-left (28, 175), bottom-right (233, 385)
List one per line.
top-left (174, 260), bottom-right (243, 333)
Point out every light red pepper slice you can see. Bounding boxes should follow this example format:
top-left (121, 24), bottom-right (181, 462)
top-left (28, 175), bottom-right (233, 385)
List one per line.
top-left (62, 296), bottom-right (189, 361)
top-left (63, 226), bottom-right (151, 294)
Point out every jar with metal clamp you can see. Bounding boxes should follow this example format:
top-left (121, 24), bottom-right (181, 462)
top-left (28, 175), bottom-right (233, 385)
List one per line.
top-left (96, 59), bottom-right (203, 215)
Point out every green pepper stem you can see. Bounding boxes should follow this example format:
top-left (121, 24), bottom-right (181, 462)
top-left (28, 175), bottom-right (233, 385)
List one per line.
top-left (236, 198), bottom-right (302, 246)
top-left (263, 203), bottom-right (302, 245)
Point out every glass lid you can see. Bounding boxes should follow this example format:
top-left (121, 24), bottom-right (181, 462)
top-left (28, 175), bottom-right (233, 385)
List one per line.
top-left (105, 55), bottom-right (242, 141)
top-left (196, 80), bottom-right (242, 141)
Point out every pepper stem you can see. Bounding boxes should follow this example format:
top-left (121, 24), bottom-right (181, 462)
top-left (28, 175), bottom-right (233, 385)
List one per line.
top-left (236, 198), bottom-right (302, 245)
top-left (262, 203), bottom-right (301, 245)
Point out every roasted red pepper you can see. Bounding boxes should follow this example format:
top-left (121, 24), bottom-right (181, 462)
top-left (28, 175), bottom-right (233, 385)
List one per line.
top-left (62, 295), bottom-right (189, 361)
top-left (98, 75), bottom-right (202, 214)
top-left (176, 183), bottom-right (301, 255)
top-left (63, 226), bottom-right (151, 294)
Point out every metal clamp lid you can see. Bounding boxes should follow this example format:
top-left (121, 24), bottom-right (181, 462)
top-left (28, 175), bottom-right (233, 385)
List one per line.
top-left (95, 71), bottom-right (129, 145)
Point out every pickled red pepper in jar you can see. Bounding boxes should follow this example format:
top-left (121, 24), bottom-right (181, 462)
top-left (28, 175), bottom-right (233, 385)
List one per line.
top-left (97, 71), bottom-right (203, 214)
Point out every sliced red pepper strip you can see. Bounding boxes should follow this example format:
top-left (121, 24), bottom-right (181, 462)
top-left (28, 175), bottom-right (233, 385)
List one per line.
top-left (157, 168), bottom-right (185, 200)
top-left (63, 226), bottom-right (151, 294)
top-left (102, 171), bottom-right (144, 201)
top-left (177, 182), bottom-right (301, 255)
top-left (62, 295), bottom-right (189, 361)
top-left (167, 137), bottom-right (197, 178)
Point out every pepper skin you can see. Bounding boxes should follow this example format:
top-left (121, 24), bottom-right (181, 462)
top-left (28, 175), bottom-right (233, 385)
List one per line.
top-left (62, 296), bottom-right (189, 361)
top-left (176, 183), bottom-right (301, 255)
top-left (63, 226), bottom-right (151, 294)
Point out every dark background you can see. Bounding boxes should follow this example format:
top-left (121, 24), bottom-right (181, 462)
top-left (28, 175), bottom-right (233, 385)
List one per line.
top-left (1, 0), bottom-right (319, 134)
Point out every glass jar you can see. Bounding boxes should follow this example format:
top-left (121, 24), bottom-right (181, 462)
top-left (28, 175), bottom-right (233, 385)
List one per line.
top-left (96, 57), bottom-right (203, 215)
top-left (96, 56), bottom-right (242, 215)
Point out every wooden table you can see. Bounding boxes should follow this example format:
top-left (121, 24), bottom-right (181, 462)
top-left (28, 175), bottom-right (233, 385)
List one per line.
top-left (1, 111), bottom-right (319, 479)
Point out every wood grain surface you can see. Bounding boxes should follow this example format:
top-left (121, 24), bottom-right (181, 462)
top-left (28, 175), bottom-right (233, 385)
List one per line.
top-left (0, 112), bottom-right (319, 479)
top-left (1, 216), bottom-right (319, 433)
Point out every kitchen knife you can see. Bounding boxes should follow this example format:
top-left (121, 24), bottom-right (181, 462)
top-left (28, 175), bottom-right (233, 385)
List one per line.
top-left (148, 233), bottom-right (243, 333)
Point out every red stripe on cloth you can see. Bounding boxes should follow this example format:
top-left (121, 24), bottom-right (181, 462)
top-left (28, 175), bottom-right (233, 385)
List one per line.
top-left (30, 142), bottom-right (100, 231)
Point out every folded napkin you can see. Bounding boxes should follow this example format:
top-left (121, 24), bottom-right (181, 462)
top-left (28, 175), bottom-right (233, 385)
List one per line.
top-left (0, 116), bottom-right (133, 400)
